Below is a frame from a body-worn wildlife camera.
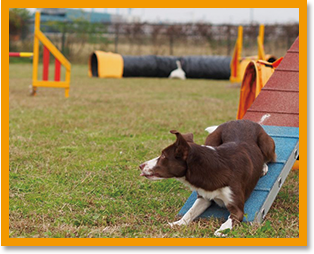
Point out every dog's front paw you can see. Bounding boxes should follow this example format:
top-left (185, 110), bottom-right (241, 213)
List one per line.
top-left (214, 217), bottom-right (233, 237)
top-left (168, 219), bottom-right (187, 227)
top-left (214, 229), bottom-right (228, 237)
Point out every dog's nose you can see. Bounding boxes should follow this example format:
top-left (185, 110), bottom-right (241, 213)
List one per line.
top-left (139, 163), bottom-right (146, 170)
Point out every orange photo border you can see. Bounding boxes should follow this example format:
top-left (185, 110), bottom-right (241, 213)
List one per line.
top-left (2, 1), bottom-right (307, 246)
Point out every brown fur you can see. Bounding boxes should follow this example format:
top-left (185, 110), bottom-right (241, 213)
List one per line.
top-left (140, 119), bottom-right (276, 226)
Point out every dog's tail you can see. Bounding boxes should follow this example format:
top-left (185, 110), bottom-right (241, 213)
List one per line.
top-left (205, 125), bottom-right (219, 134)
top-left (257, 129), bottom-right (277, 163)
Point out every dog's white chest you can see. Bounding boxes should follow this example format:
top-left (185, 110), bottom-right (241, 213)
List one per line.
top-left (197, 188), bottom-right (232, 207)
top-left (177, 177), bottom-right (233, 207)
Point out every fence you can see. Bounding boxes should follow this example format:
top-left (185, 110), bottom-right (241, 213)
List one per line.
top-left (10, 21), bottom-right (299, 64)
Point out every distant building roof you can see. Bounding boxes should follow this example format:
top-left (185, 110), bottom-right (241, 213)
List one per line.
top-left (38, 8), bottom-right (66, 16)
top-left (34, 8), bottom-right (112, 23)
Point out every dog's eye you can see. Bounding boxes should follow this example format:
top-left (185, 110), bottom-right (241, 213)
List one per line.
top-left (160, 154), bottom-right (166, 159)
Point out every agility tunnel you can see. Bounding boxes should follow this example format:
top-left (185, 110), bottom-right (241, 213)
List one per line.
top-left (89, 25), bottom-right (277, 82)
top-left (179, 37), bottom-right (299, 223)
top-left (236, 57), bottom-right (283, 120)
top-left (88, 51), bottom-right (231, 80)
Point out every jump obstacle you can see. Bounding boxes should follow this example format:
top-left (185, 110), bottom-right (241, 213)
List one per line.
top-left (179, 37), bottom-right (299, 223)
top-left (9, 52), bottom-right (33, 58)
top-left (229, 24), bottom-right (277, 84)
top-left (9, 12), bottom-right (71, 98)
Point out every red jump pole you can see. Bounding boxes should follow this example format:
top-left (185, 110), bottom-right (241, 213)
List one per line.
top-left (43, 46), bottom-right (50, 81)
top-left (54, 59), bottom-right (61, 81)
top-left (9, 52), bottom-right (20, 57)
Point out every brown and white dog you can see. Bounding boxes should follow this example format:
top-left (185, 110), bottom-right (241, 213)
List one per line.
top-left (139, 119), bottom-right (276, 236)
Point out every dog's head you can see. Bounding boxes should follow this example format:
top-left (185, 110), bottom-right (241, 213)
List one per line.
top-left (139, 130), bottom-right (193, 180)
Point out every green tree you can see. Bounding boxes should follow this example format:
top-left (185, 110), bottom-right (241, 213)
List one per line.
top-left (9, 8), bottom-right (31, 40)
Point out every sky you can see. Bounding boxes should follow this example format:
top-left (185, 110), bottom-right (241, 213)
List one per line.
top-left (27, 8), bottom-right (299, 24)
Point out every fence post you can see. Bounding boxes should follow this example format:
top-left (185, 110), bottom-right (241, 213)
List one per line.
top-left (32, 11), bottom-right (40, 96)
top-left (169, 34), bottom-right (174, 55)
top-left (114, 23), bottom-right (120, 53)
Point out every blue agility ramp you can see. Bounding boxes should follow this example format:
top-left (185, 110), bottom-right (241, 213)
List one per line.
top-left (178, 125), bottom-right (299, 223)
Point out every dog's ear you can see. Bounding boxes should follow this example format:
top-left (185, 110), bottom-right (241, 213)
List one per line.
top-left (170, 130), bottom-right (190, 160)
top-left (181, 133), bottom-right (194, 143)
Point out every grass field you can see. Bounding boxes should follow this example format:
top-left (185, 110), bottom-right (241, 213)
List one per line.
top-left (9, 63), bottom-right (299, 238)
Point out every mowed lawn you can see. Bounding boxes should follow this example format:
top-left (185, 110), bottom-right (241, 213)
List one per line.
top-left (9, 63), bottom-right (299, 238)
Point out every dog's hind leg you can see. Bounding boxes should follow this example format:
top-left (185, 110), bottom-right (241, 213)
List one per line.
top-left (205, 126), bottom-right (223, 146)
top-left (257, 128), bottom-right (276, 163)
top-left (169, 198), bottom-right (211, 227)
top-left (261, 163), bottom-right (268, 176)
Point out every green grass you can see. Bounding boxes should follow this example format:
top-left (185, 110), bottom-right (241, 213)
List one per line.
top-left (9, 63), bottom-right (299, 238)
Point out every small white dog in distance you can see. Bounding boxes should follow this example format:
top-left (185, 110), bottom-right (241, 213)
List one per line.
top-left (169, 60), bottom-right (186, 80)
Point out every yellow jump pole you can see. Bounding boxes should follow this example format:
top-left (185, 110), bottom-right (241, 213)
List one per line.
top-left (230, 25), bottom-right (243, 83)
top-left (20, 52), bottom-right (33, 57)
top-left (257, 24), bottom-right (266, 61)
